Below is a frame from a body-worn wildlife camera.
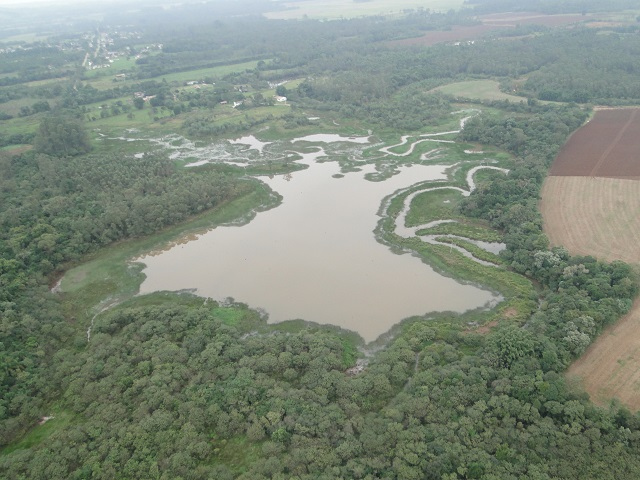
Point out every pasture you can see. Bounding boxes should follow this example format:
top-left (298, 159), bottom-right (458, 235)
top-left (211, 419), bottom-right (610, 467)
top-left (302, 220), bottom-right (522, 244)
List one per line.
top-left (84, 60), bottom-right (263, 90)
top-left (479, 12), bottom-right (590, 27)
top-left (432, 80), bottom-right (526, 103)
top-left (265, 0), bottom-right (465, 20)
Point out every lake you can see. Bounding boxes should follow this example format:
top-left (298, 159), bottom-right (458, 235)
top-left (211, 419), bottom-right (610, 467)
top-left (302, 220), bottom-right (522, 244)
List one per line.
top-left (137, 147), bottom-right (499, 342)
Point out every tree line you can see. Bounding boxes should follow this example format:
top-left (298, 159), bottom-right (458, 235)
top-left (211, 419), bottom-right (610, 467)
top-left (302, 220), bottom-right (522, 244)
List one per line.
top-left (0, 144), bottom-right (253, 444)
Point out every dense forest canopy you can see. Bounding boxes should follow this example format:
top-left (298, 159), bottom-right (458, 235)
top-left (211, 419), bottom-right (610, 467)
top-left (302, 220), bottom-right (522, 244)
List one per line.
top-left (1, 1), bottom-right (640, 478)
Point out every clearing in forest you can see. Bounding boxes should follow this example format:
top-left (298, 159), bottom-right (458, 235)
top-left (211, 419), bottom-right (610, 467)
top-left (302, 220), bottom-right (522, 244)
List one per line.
top-left (480, 12), bottom-right (590, 27)
top-left (541, 107), bottom-right (640, 409)
top-left (432, 80), bottom-right (525, 103)
top-left (567, 299), bottom-right (640, 410)
top-left (265, 0), bottom-right (465, 20)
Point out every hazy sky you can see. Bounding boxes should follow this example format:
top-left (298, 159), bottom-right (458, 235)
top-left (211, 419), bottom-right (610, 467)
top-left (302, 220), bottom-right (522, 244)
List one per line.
top-left (0, 0), bottom-right (156, 5)
top-left (0, 0), bottom-right (209, 6)
top-left (0, 0), bottom-right (84, 5)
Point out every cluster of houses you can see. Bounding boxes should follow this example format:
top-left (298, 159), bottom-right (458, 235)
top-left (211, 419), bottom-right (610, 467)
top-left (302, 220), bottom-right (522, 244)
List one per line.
top-left (452, 40), bottom-right (476, 46)
top-left (85, 30), bottom-right (161, 71)
top-left (125, 74), bottom-right (290, 110)
top-left (0, 45), bottom-right (34, 54)
top-left (133, 91), bottom-right (156, 102)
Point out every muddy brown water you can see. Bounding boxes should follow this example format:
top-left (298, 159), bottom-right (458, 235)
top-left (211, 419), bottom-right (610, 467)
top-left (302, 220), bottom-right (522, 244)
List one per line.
top-left (138, 150), bottom-right (499, 342)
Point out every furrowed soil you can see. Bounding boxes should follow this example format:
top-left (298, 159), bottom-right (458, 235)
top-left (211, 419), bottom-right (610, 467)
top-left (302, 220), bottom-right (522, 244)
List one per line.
top-left (567, 298), bottom-right (640, 410)
top-left (389, 13), bottom-right (590, 47)
top-left (540, 177), bottom-right (640, 265)
top-left (542, 107), bottom-right (640, 410)
top-left (549, 108), bottom-right (640, 178)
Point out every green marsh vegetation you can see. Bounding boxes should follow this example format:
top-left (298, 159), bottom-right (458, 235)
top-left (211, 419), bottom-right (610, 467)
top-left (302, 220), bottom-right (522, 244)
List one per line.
top-left (2, 1), bottom-right (640, 478)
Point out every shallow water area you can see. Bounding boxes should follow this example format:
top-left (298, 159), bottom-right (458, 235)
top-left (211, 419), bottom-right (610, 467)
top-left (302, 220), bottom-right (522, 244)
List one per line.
top-left (138, 150), bottom-right (499, 342)
top-left (229, 135), bottom-right (273, 153)
top-left (292, 133), bottom-right (371, 144)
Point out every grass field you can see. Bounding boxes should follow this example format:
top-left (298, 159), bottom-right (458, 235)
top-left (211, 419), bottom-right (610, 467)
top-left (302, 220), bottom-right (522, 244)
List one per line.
top-left (432, 80), bottom-right (527, 103)
top-left (0, 113), bottom-right (40, 136)
top-left (85, 60), bottom-right (263, 90)
top-left (153, 60), bottom-right (263, 84)
top-left (0, 410), bottom-right (74, 456)
top-left (265, 0), bottom-right (465, 20)
top-left (0, 97), bottom-right (42, 117)
top-left (405, 188), bottom-right (463, 226)
top-left (83, 57), bottom-right (138, 79)
top-left (479, 12), bottom-right (590, 27)
top-left (1, 32), bottom-right (49, 43)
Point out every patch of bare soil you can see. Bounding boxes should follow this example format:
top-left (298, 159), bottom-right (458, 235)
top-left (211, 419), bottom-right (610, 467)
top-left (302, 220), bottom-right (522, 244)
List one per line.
top-left (549, 108), bottom-right (640, 178)
top-left (2, 145), bottom-right (32, 156)
top-left (474, 320), bottom-right (498, 335)
top-left (388, 25), bottom-right (506, 47)
top-left (567, 298), bottom-right (640, 410)
top-left (540, 177), bottom-right (640, 265)
top-left (543, 109), bottom-right (640, 410)
top-left (389, 13), bottom-right (590, 47)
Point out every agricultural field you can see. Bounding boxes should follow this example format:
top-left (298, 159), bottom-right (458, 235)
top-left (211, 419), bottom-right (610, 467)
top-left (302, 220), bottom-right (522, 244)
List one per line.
top-left (84, 60), bottom-right (264, 90)
top-left (567, 298), bottom-right (640, 410)
top-left (479, 12), bottom-right (592, 27)
top-left (389, 12), bottom-right (593, 46)
top-left (389, 24), bottom-right (505, 47)
top-left (549, 108), bottom-right (640, 178)
top-left (540, 176), bottom-right (640, 265)
top-left (541, 107), bottom-right (640, 409)
top-left (265, 0), bottom-right (465, 20)
top-left (145, 61), bottom-right (264, 84)
top-left (432, 80), bottom-right (526, 103)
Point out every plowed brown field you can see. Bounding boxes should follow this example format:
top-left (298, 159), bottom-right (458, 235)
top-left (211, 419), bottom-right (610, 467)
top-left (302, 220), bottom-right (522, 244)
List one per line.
top-left (542, 107), bottom-right (640, 410)
top-left (389, 13), bottom-right (589, 47)
top-left (550, 108), bottom-right (640, 178)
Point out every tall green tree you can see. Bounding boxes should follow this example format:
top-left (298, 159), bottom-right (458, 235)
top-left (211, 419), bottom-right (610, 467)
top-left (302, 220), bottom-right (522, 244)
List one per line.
top-left (34, 114), bottom-right (91, 157)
